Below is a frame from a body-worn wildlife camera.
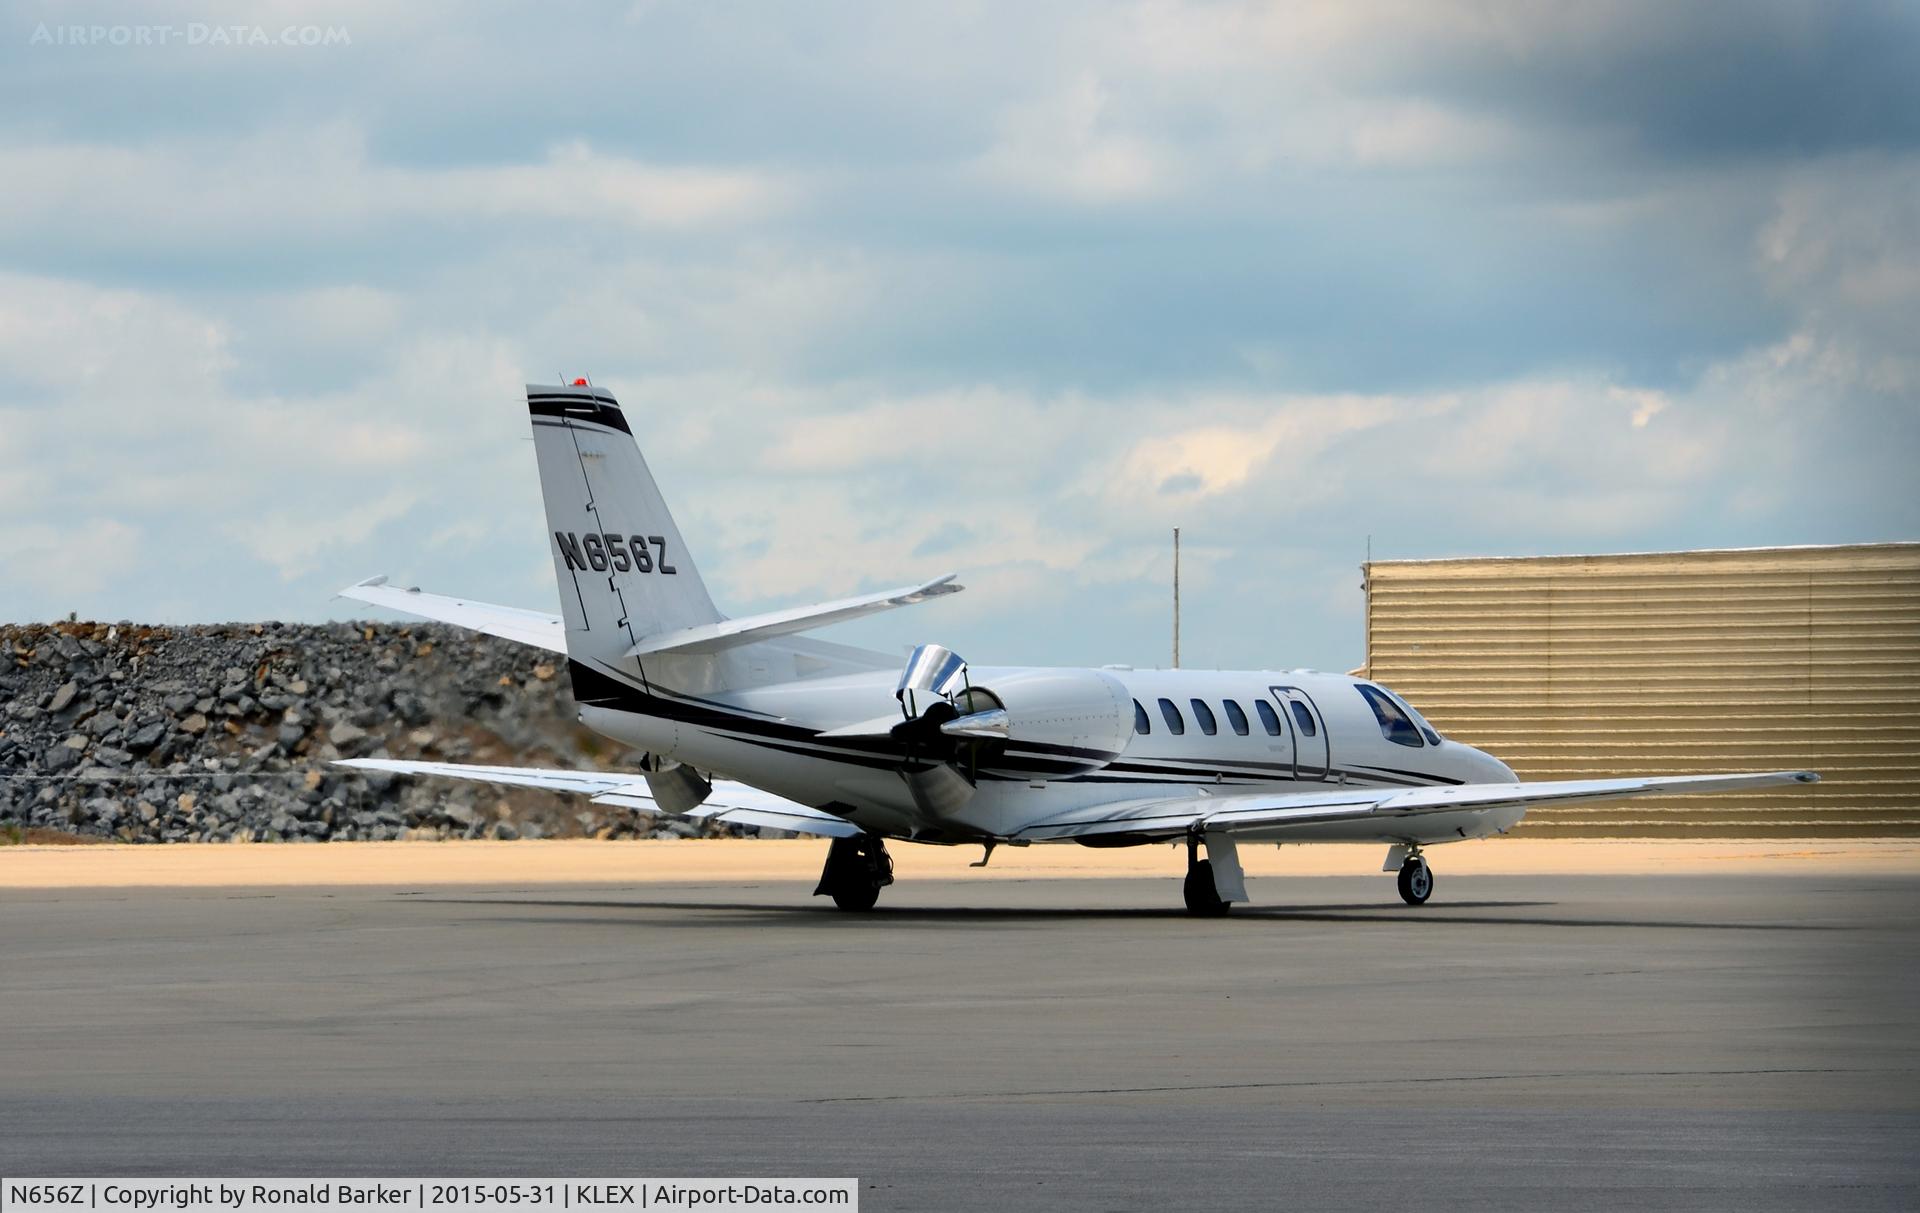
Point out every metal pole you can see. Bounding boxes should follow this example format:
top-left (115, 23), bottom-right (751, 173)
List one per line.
top-left (1172, 527), bottom-right (1181, 669)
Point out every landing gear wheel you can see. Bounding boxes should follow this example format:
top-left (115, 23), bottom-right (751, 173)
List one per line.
top-left (815, 835), bottom-right (894, 913)
top-left (830, 880), bottom-right (881, 913)
top-left (1183, 859), bottom-right (1231, 917)
top-left (1397, 858), bottom-right (1433, 906)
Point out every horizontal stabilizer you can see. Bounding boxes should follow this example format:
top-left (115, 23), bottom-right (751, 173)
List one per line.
top-left (625, 574), bottom-right (961, 658)
top-left (339, 577), bottom-right (565, 654)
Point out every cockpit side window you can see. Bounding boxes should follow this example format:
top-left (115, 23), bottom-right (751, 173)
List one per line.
top-left (1255, 700), bottom-right (1282, 736)
top-left (1357, 684), bottom-right (1424, 748)
top-left (1383, 688), bottom-right (1444, 746)
top-left (1133, 699), bottom-right (1151, 735)
top-left (1158, 697), bottom-right (1186, 736)
top-left (1190, 699), bottom-right (1218, 736)
top-left (1222, 699), bottom-right (1250, 736)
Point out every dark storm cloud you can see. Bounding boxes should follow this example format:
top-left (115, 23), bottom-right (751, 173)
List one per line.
top-left (1401, 2), bottom-right (1920, 162)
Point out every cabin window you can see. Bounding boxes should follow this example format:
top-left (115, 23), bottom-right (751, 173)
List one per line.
top-left (1222, 699), bottom-right (1250, 736)
top-left (1289, 701), bottom-right (1317, 738)
top-left (1357, 684), bottom-right (1424, 748)
top-left (1190, 699), bottom-right (1218, 736)
top-left (1255, 700), bottom-right (1283, 736)
top-left (1157, 697), bottom-right (1186, 736)
top-left (1133, 699), bottom-right (1151, 735)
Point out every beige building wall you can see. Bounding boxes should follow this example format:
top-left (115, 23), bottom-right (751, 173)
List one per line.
top-left (1362, 544), bottom-right (1920, 836)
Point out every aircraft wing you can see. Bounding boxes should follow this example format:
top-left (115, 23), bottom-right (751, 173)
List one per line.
top-left (339, 577), bottom-right (566, 654)
top-left (1012, 769), bottom-right (1821, 842)
top-left (623, 574), bottom-right (962, 657)
top-left (333, 758), bottom-right (863, 838)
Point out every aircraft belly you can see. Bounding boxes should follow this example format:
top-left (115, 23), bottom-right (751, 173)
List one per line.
top-left (579, 704), bottom-right (677, 756)
top-left (608, 714), bottom-right (921, 828)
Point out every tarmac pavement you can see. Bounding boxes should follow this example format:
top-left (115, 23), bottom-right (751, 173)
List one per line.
top-left (2, 856), bottom-right (1915, 1211)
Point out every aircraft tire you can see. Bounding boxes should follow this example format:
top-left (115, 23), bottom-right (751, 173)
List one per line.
top-left (830, 880), bottom-right (882, 912)
top-left (1183, 860), bottom-right (1231, 917)
top-left (1397, 859), bottom-right (1433, 906)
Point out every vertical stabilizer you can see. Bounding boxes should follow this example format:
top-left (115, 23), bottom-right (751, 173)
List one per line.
top-left (528, 384), bottom-right (720, 667)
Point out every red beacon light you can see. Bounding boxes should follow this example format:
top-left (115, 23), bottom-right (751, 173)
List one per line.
top-left (572, 378), bottom-right (589, 386)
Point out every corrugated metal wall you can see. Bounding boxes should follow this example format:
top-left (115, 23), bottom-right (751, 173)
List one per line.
top-left (1363, 544), bottom-right (1920, 837)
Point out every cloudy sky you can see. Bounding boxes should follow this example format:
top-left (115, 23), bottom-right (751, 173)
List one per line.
top-left (2, 1), bottom-right (1915, 673)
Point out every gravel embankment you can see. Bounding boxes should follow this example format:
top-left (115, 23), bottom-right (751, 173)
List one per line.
top-left (0, 621), bottom-right (744, 843)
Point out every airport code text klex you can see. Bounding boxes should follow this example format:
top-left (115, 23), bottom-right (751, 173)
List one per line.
top-left (567, 1189), bottom-right (635, 1206)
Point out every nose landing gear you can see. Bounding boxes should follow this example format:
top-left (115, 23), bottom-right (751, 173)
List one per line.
top-left (1396, 853), bottom-right (1434, 905)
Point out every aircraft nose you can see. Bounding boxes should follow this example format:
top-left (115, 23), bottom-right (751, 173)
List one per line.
top-left (1473, 746), bottom-right (1519, 784)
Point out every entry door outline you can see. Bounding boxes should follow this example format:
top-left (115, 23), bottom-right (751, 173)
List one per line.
top-left (1269, 685), bottom-right (1331, 781)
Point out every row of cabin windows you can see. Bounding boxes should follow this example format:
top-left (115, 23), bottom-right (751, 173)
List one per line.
top-left (1133, 686), bottom-right (1440, 748)
top-left (1134, 696), bottom-right (1317, 740)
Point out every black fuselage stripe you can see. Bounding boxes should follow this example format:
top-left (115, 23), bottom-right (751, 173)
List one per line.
top-left (572, 660), bottom-right (1103, 777)
top-left (1352, 763), bottom-right (1465, 786)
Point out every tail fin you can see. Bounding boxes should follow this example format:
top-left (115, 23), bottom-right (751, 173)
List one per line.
top-left (529, 383), bottom-right (720, 667)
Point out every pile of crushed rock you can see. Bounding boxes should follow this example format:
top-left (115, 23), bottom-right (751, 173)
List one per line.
top-left (0, 621), bottom-right (765, 843)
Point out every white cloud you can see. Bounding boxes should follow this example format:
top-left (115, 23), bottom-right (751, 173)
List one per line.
top-left (1, 0), bottom-right (1913, 670)
top-left (232, 487), bottom-right (419, 582)
top-left (1757, 156), bottom-right (1920, 395)
top-left (0, 127), bottom-right (793, 256)
top-left (1344, 101), bottom-right (1535, 169)
top-left (1108, 394), bottom-right (1430, 500)
top-left (0, 520), bottom-right (141, 598)
top-left (974, 73), bottom-right (1169, 202)
top-left (0, 271), bottom-right (232, 397)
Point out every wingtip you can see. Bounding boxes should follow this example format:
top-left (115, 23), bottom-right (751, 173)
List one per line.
top-left (1793, 771), bottom-right (1821, 784)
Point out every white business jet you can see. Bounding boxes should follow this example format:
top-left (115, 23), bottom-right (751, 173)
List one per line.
top-left (337, 383), bottom-right (1817, 915)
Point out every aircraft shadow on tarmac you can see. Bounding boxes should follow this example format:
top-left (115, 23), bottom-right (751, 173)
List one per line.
top-left (412, 897), bottom-right (1838, 931)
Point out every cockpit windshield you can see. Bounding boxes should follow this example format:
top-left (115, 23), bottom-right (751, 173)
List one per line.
top-left (1356, 684), bottom-right (1432, 748)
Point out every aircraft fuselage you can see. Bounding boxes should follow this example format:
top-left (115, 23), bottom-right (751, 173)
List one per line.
top-left (576, 663), bottom-right (1523, 848)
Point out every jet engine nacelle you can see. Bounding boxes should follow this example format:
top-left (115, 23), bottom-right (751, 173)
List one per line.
top-left (963, 667), bottom-right (1135, 779)
top-left (882, 650), bottom-right (1136, 821)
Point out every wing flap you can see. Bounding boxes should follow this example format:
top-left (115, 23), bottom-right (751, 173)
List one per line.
top-left (1013, 792), bottom-right (1383, 842)
top-left (1014, 769), bottom-right (1819, 842)
top-left (339, 577), bottom-right (566, 654)
top-left (1371, 769), bottom-right (1820, 815)
top-left (333, 758), bottom-right (860, 839)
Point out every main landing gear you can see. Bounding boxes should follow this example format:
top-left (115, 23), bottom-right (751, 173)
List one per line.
top-left (814, 834), bottom-right (894, 912)
top-left (1182, 833), bottom-right (1243, 917)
